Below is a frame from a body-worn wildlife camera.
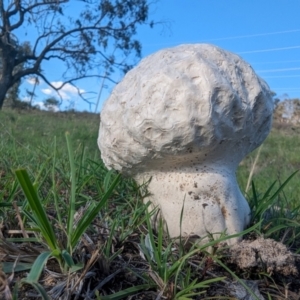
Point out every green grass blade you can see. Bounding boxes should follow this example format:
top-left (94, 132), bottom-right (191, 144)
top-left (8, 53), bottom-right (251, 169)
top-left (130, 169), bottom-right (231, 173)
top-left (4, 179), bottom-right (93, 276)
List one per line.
top-left (24, 251), bottom-right (52, 283)
top-left (176, 277), bottom-right (225, 298)
top-left (15, 169), bottom-right (59, 251)
top-left (179, 198), bottom-right (185, 256)
top-left (28, 282), bottom-right (50, 300)
top-left (104, 219), bottom-right (117, 258)
top-left (266, 170), bottom-right (299, 202)
top-left (69, 263), bottom-right (84, 273)
top-left (157, 218), bottom-right (163, 260)
top-left (252, 181), bottom-right (277, 218)
top-left (103, 170), bottom-right (114, 192)
top-left (145, 210), bottom-right (161, 269)
top-left (32, 156), bottom-right (52, 191)
top-left (139, 234), bottom-right (154, 265)
top-left (61, 249), bottom-right (75, 267)
top-left (251, 181), bottom-right (259, 209)
top-left (6, 237), bottom-right (40, 242)
top-left (19, 209), bottom-right (38, 226)
top-left (2, 262), bottom-right (33, 273)
top-left (1, 180), bottom-right (19, 203)
top-left (77, 142), bottom-right (86, 180)
top-left (144, 233), bottom-right (155, 261)
top-left (261, 181), bottom-right (277, 201)
top-left (251, 171), bottom-right (299, 223)
top-left (71, 173), bottom-right (121, 248)
top-left (99, 284), bottom-right (155, 300)
top-left (264, 225), bottom-right (288, 236)
top-left (52, 136), bottom-right (63, 227)
top-left (12, 281), bottom-right (19, 300)
top-left (65, 132), bottom-right (77, 252)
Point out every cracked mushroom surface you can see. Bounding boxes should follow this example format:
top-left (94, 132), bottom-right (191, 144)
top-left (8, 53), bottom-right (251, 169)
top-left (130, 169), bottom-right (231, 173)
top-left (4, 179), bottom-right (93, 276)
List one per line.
top-left (98, 44), bottom-right (273, 244)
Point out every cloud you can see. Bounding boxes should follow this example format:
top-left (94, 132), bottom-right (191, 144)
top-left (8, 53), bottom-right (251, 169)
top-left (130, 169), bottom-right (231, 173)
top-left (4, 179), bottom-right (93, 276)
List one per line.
top-left (40, 81), bottom-right (85, 100)
top-left (41, 88), bottom-right (52, 95)
top-left (21, 96), bottom-right (31, 103)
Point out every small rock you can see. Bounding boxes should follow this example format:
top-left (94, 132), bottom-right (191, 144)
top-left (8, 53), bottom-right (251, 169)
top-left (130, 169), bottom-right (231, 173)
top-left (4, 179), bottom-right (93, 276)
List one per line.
top-left (227, 280), bottom-right (264, 300)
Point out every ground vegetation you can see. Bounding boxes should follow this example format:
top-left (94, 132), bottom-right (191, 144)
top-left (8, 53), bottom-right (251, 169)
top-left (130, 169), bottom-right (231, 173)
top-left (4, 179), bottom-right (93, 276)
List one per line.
top-left (0, 107), bottom-right (300, 299)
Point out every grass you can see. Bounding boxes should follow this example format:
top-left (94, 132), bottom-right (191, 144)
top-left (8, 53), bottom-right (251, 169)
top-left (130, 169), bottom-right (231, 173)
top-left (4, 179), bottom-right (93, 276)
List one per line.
top-left (237, 125), bottom-right (300, 207)
top-left (0, 108), bottom-right (300, 299)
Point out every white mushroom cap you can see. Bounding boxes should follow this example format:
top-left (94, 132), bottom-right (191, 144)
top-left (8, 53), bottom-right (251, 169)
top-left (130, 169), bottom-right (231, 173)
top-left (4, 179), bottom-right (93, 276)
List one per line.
top-left (98, 44), bottom-right (273, 175)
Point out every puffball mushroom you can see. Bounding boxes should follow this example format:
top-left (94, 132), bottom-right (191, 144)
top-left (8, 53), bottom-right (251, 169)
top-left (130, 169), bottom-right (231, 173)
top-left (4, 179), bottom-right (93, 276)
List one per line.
top-left (98, 44), bottom-right (273, 245)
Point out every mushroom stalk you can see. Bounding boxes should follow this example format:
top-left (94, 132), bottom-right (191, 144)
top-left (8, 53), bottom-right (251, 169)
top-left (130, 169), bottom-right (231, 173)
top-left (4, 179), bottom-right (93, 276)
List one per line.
top-left (136, 164), bottom-right (251, 245)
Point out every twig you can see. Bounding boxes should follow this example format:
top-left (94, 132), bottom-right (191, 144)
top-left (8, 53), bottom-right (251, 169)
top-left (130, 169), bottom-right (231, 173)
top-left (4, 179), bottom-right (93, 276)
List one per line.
top-left (245, 145), bottom-right (263, 193)
top-left (71, 248), bottom-right (100, 294)
top-left (12, 202), bottom-right (29, 238)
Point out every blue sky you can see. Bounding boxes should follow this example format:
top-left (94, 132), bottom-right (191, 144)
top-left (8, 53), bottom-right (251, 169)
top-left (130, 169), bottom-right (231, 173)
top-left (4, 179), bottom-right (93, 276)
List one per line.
top-left (21, 0), bottom-right (300, 111)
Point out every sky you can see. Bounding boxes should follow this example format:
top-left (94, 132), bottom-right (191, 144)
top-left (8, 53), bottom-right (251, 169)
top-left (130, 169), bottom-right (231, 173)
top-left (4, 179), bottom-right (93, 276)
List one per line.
top-left (21, 0), bottom-right (300, 112)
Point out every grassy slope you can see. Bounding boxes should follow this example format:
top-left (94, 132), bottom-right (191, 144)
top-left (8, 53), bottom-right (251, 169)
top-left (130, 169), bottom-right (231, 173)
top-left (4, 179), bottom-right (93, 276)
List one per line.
top-left (0, 109), bottom-right (100, 169)
top-left (0, 109), bottom-right (99, 152)
top-left (2, 108), bottom-right (299, 201)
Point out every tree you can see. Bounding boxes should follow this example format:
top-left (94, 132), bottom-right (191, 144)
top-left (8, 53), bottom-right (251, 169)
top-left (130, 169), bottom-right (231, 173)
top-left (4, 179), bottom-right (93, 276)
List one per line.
top-left (0, 0), bottom-right (153, 109)
top-left (44, 96), bottom-right (60, 111)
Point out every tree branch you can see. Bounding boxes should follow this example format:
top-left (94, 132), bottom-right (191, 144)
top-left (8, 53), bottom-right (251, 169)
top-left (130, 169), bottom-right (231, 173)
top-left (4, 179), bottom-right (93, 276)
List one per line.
top-left (9, 0), bottom-right (68, 31)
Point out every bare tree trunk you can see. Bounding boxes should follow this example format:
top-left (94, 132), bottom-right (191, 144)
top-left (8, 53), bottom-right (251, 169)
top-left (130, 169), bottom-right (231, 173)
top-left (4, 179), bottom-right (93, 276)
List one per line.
top-left (0, 80), bottom-right (11, 109)
top-left (0, 36), bottom-right (17, 110)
